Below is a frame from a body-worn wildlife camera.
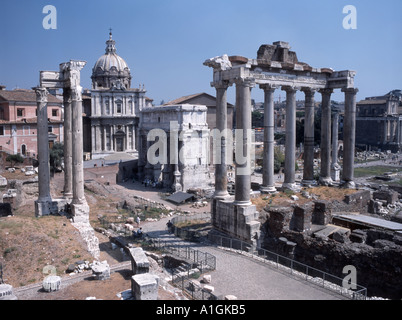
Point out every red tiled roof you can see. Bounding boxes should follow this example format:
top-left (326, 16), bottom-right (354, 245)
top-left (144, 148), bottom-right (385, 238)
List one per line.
top-left (0, 89), bottom-right (62, 104)
top-left (164, 93), bottom-right (206, 105)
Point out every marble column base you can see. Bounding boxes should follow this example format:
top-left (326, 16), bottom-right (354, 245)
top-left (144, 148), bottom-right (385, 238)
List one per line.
top-left (71, 202), bottom-right (90, 223)
top-left (301, 179), bottom-right (317, 187)
top-left (282, 182), bottom-right (300, 192)
top-left (260, 186), bottom-right (277, 194)
top-left (319, 176), bottom-right (333, 186)
top-left (35, 198), bottom-right (55, 217)
top-left (213, 190), bottom-right (231, 200)
top-left (341, 180), bottom-right (356, 189)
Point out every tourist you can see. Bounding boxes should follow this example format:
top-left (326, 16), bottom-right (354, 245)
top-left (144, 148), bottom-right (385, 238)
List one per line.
top-left (136, 215), bottom-right (141, 227)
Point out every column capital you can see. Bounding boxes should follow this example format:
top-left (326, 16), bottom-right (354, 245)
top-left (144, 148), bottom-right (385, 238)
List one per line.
top-left (71, 85), bottom-right (83, 102)
top-left (259, 83), bottom-right (278, 92)
top-left (318, 88), bottom-right (334, 95)
top-left (341, 87), bottom-right (359, 94)
top-left (301, 87), bottom-right (316, 96)
top-left (211, 80), bottom-right (231, 90)
top-left (234, 77), bottom-right (255, 88)
top-left (281, 85), bottom-right (300, 93)
top-left (34, 87), bottom-right (48, 103)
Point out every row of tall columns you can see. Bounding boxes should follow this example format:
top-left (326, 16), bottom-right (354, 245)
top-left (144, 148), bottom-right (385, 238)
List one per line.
top-left (212, 81), bottom-right (359, 201)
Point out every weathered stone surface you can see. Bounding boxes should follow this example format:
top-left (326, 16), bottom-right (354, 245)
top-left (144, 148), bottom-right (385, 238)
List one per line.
top-left (201, 274), bottom-right (211, 284)
top-left (349, 229), bottom-right (367, 243)
top-left (91, 260), bottom-right (110, 280)
top-left (373, 190), bottom-right (399, 205)
top-left (129, 247), bottom-right (150, 275)
top-left (0, 284), bottom-right (17, 300)
top-left (291, 203), bottom-right (313, 232)
top-left (131, 273), bottom-right (159, 300)
top-left (203, 285), bottom-right (214, 293)
top-left (42, 275), bottom-right (61, 292)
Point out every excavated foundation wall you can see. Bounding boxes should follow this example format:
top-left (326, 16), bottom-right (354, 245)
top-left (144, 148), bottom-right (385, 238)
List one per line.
top-left (260, 190), bottom-right (402, 299)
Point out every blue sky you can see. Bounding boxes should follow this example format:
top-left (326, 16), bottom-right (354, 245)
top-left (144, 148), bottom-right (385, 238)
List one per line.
top-left (1, 0), bottom-right (401, 105)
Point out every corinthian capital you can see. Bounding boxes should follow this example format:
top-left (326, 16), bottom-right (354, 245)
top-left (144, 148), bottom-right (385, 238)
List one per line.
top-left (341, 87), bottom-right (359, 95)
top-left (34, 87), bottom-right (48, 103)
top-left (234, 77), bottom-right (255, 88)
top-left (211, 80), bottom-right (231, 90)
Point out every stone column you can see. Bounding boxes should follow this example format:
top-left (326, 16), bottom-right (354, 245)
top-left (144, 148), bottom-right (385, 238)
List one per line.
top-left (213, 80), bottom-right (231, 199)
top-left (260, 84), bottom-right (277, 193)
top-left (301, 88), bottom-right (316, 185)
top-left (341, 87), bottom-right (359, 188)
top-left (91, 125), bottom-right (96, 154)
top-left (234, 78), bottom-right (254, 205)
top-left (63, 88), bottom-right (73, 198)
top-left (331, 111), bottom-right (340, 181)
top-left (319, 88), bottom-right (333, 185)
top-left (34, 87), bottom-right (52, 217)
top-left (71, 85), bottom-right (87, 206)
top-left (282, 86), bottom-right (298, 190)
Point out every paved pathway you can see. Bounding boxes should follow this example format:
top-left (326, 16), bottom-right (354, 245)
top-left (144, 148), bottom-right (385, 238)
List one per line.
top-left (141, 215), bottom-right (344, 300)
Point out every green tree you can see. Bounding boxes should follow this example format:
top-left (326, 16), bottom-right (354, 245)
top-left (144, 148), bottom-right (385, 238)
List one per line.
top-left (49, 142), bottom-right (64, 172)
top-left (6, 153), bottom-right (24, 168)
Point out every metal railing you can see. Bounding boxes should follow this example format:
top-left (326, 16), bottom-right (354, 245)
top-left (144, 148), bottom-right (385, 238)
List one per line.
top-left (145, 237), bottom-right (217, 300)
top-left (208, 233), bottom-right (367, 300)
top-left (148, 238), bottom-right (216, 272)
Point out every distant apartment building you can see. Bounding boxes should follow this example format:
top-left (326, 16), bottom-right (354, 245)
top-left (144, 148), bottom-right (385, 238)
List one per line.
top-left (355, 90), bottom-right (402, 152)
top-left (0, 86), bottom-right (63, 157)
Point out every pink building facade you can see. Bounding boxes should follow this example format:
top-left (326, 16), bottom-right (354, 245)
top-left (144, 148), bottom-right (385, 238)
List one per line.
top-left (0, 87), bottom-right (63, 157)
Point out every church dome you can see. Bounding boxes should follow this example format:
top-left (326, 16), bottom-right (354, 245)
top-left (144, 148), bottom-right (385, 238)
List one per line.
top-left (92, 31), bottom-right (132, 89)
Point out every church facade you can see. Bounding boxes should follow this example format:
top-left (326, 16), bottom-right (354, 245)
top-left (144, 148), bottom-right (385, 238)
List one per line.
top-left (88, 32), bottom-right (153, 159)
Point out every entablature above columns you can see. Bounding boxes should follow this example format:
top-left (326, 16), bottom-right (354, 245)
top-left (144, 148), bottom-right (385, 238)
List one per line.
top-left (207, 58), bottom-right (356, 91)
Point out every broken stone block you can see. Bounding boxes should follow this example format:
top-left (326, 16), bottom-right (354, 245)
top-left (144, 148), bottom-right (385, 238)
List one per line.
top-left (131, 273), bottom-right (159, 300)
top-left (91, 260), bottom-right (110, 280)
top-left (189, 280), bottom-right (201, 291)
top-left (373, 190), bottom-right (399, 205)
top-left (350, 229), bottom-right (367, 243)
top-left (291, 203), bottom-right (313, 232)
top-left (128, 247), bottom-right (150, 275)
top-left (332, 229), bottom-right (350, 243)
top-left (0, 284), bottom-right (17, 300)
top-left (224, 295), bottom-right (238, 300)
top-left (203, 285), bottom-right (214, 293)
top-left (201, 274), bottom-right (211, 284)
top-left (42, 275), bottom-right (61, 292)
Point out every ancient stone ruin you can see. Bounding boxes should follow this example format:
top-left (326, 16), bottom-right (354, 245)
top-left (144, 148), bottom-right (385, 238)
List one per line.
top-left (205, 41), bottom-right (358, 245)
top-left (34, 61), bottom-right (100, 259)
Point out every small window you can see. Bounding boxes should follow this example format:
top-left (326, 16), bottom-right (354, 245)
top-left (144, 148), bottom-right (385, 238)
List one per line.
top-left (0, 126), bottom-right (4, 136)
top-left (52, 109), bottom-right (58, 117)
top-left (17, 108), bottom-right (24, 117)
top-left (48, 126), bottom-right (53, 133)
top-left (117, 103), bottom-right (122, 113)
